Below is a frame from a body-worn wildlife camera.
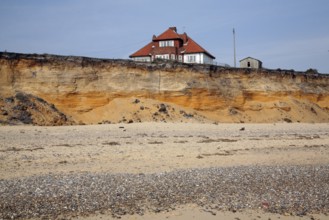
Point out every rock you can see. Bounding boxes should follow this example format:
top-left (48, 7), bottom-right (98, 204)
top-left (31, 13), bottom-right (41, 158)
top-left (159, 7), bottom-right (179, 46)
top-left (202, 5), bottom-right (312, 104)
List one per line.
top-left (158, 104), bottom-right (167, 113)
top-left (133, 99), bottom-right (140, 104)
top-left (1, 110), bottom-right (8, 116)
top-left (4, 97), bottom-right (14, 103)
top-left (229, 108), bottom-right (238, 115)
top-left (183, 113), bottom-right (193, 118)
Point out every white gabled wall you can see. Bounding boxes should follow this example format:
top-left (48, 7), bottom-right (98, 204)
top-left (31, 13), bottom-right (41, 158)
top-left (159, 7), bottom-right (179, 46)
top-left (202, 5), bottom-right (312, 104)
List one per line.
top-left (202, 54), bottom-right (214, 65)
top-left (184, 53), bottom-right (214, 64)
top-left (184, 53), bottom-right (201, 64)
top-left (240, 57), bottom-right (262, 69)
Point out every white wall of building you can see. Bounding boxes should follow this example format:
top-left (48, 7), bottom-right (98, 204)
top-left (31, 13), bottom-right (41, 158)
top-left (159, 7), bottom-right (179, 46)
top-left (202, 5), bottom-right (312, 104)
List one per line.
top-left (184, 53), bottom-right (214, 64)
top-left (240, 57), bottom-right (262, 69)
top-left (202, 54), bottom-right (214, 65)
top-left (132, 53), bottom-right (214, 64)
top-left (155, 54), bottom-right (170, 60)
top-left (132, 57), bottom-right (151, 62)
top-left (184, 53), bottom-right (199, 64)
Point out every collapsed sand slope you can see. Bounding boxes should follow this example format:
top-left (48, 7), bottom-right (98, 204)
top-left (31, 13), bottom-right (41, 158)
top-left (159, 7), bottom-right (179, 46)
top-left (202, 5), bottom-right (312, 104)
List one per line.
top-left (1, 52), bottom-right (329, 124)
top-left (1, 123), bottom-right (328, 179)
top-left (0, 92), bottom-right (73, 125)
top-left (74, 97), bottom-right (210, 124)
top-left (0, 93), bottom-right (328, 125)
top-left (63, 96), bottom-right (329, 124)
top-left (204, 97), bottom-right (329, 123)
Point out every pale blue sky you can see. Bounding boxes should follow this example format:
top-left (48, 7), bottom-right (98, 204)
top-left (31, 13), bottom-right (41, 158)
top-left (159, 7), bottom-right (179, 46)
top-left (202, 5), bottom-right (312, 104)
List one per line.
top-left (1, 0), bottom-right (329, 73)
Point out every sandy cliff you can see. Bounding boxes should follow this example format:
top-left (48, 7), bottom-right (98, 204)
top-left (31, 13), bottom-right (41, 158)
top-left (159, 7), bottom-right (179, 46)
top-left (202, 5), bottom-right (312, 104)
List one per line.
top-left (0, 52), bottom-right (328, 124)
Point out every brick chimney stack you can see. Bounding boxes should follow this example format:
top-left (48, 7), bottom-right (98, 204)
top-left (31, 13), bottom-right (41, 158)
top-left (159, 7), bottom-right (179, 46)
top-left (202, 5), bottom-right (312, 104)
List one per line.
top-left (169, 27), bottom-right (177, 32)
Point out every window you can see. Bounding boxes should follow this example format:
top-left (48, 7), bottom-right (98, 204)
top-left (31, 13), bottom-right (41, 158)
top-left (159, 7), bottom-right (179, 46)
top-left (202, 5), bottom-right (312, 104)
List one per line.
top-left (171, 54), bottom-right (175, 60)
top-left (155, 54), bottom-right (169, 60)
top-left (178, 55), bottom-right (183, 62)
top-left (159, 40), bottom-right (174, 47)
top-left (187, 55), bottom-right (196, 63)
top-left (247, 62), bottom-right (251, 67)
top-left (133, 57), bottom-right (150, 62)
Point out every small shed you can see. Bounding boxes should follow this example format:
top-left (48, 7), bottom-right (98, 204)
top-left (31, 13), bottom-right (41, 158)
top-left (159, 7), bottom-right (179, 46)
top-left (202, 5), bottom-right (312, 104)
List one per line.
top-left (240, 57), bottom-right (262, 69)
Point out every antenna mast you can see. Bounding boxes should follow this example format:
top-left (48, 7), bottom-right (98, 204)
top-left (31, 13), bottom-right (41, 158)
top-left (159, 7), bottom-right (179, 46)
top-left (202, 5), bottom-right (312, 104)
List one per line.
top-left (233, 28), bottom-right (236, 68)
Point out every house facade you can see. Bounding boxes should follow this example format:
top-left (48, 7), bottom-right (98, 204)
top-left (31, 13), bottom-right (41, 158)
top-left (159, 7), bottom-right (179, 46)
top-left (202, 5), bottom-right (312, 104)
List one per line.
top-left (240, 57), bottom-right (262, 69)
top-left (130, 27), bottom-right (215, 64)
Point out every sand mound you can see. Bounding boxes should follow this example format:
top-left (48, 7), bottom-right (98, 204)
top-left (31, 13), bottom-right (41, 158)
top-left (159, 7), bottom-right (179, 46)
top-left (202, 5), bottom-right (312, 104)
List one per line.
top-left (71, 96), bottom-right (329, 124)
top-left (73, 97), bottom-right (210, 124)
top-left (202, 97), bottom-right (329, 123)
top-left (1, 93), bottom-right (327, 125)
top-left (0, 92), bottom-right (74, 125)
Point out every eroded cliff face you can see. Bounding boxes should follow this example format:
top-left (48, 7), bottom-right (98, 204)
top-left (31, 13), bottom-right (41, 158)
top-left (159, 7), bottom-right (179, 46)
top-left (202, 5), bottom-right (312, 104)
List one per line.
top-left (0, 52), bottom-right (328, 124)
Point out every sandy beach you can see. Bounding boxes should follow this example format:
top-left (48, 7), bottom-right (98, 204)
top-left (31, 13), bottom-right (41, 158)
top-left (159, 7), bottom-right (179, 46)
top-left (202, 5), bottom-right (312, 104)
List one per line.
top-left (1, 123), bottom-right (329, 219)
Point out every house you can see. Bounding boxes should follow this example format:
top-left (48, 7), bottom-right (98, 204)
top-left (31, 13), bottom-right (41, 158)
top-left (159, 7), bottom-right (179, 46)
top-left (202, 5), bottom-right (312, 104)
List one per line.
top-left (129, 27), bottom-right (215, 64)
top-left (240, 57), bottom-right (262, 69)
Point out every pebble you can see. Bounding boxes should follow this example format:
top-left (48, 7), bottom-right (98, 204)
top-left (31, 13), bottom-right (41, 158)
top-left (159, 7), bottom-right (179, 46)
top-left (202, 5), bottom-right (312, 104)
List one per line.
top-left (0, 165), bottom-right (328, 219)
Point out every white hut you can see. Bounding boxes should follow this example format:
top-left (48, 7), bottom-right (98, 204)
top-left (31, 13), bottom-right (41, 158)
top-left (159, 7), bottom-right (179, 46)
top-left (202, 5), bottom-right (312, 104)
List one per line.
top-left (240, 57), bottom-right (262, 69)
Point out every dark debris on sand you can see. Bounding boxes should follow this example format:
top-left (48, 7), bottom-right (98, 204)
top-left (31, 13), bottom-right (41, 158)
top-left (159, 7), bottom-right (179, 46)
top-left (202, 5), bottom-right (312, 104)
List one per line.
top-left (0, 165), bottom-right (328, 219)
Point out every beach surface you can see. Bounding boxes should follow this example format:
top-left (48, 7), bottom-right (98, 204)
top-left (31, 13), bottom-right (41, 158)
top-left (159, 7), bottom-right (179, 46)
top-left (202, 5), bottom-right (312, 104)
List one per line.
top-left (1, 123), bottom-right (329, 219)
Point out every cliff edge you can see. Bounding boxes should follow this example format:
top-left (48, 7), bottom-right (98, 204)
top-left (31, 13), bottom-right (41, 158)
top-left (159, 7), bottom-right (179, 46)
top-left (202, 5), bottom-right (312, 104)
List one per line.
top-left (0, 52), bottom-right (328, 125)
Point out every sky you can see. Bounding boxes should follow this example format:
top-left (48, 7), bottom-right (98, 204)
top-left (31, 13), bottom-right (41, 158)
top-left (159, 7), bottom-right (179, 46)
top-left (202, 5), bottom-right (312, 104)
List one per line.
top-left (1, 0), bottom-right (329, 73)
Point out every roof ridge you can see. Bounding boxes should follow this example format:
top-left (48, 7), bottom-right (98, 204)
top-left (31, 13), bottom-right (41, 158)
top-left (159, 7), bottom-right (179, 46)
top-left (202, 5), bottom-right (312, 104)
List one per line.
top-left (153, 27), bottom-right (182, 41)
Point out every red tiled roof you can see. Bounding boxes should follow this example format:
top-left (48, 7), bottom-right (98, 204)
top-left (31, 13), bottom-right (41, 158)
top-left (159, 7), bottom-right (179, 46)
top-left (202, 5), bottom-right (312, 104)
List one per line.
top-left (183, 36), bottom-right (216, 59)
top-left (130, 27), bottom-right (215, 59)
top-left (129, 42), bottom-right (154, 57)
top-left (153, 27), bottom-right (181, 41)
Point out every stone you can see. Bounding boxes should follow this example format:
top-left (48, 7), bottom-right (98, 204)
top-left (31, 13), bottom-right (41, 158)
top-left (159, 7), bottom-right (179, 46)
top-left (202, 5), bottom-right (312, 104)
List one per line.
top-left (158, 104), bottom-right (167, 113)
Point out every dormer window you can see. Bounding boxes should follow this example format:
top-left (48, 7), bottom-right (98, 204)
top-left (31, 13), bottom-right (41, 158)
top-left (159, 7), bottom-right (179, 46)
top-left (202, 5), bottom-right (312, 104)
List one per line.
top-left (159, 40), bottom-right (174, 47)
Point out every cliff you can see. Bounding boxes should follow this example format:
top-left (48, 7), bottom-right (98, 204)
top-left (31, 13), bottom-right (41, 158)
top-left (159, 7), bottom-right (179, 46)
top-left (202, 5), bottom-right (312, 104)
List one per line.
top-left (0, 52), bottom-right (328, 125)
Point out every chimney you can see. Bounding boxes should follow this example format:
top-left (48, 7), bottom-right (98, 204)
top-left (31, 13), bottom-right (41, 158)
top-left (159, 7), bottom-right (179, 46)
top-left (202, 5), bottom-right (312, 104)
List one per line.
top-left (182, 32), bottom-right (188, 43)
top-left (169, 27), bottom-right (177, 32)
